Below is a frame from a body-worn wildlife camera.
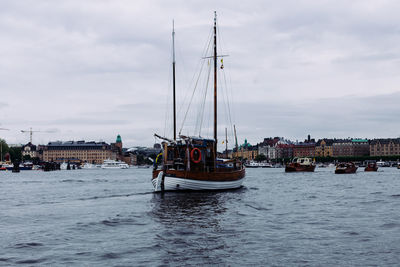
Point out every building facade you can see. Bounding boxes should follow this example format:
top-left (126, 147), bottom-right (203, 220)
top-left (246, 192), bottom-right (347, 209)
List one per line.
top-left (332, 139), bottom-right (369, 157)
top-left (22, 142), bottom-right (38, 158)
top-left (42, 141), bottom-right (113, 164)
top-left (315, 139), bottom-right (333, 157)
top-left (293, 142), bottom-right (316, 157)
top-left (370, 138), bottom-right (400, 156)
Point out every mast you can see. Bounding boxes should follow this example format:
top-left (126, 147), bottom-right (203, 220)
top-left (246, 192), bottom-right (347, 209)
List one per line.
top-left (234, 124), bottom-right (238, 158)
top-left (213, 11), bottom-right (218, 155)
top-left (172, 20), bottom-right (177, 141)
top-left (225, 127), bottom-right (228, 158)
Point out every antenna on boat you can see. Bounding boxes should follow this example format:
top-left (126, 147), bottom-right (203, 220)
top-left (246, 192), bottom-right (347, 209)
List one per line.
top-left (172, 20), bottom-right (177, 141)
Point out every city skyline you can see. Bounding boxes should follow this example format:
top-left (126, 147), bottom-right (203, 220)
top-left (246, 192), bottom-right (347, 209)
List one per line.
top-left (1, 1), bottom-right (400, 147)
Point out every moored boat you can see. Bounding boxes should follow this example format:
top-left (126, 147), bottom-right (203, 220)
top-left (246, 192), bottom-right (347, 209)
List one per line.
top-left (151, 13), bottom-right (245, 192)
top-left (364, 162), bottom-right (378, 172)
top-left (245, 161), bottom-right (273, 168)
top-left (335, 162), bottom-right (357, 174)
top-left (285, 157), bottom-right (316, 172)
top-left (101, 159), bottom-right (129, 169)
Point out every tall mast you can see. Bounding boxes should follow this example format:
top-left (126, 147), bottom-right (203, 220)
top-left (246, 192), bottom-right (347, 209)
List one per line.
top-left (172, 20), bottom-right (177, 140)
top-left (213, 11), bottom-right (217, 152)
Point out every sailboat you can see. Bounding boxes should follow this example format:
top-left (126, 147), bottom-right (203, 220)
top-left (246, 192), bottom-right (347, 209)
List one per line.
top-left (152, 12), bottom-right (246, 191)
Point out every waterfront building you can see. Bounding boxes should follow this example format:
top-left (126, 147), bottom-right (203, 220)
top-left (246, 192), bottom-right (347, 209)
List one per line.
top-left (258, 137), bottom-right (280, 160)
top-left (293, 142), bottom-right (316, 157)
top-left (22, 142), bottom-right (38, 159)
top-left (370, 138), bottom-right (400, 156)
top-left (276, 143), bottom-right (294, 159)
top-left (315, 139), bottom-right (334, 157)
top-left (232, 139), bottom-right (258, 160)
top-left (42, 141), bottom-right (113, 164)
top-left (332, 139), bottom-right (369, 157)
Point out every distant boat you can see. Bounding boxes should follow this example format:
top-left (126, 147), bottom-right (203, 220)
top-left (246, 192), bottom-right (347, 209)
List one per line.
top-left (335, 162), bottom-right (357, 174)
top-left (101, 159), bottom-right (129, 169)
top-left (245, 161), bottom-right (273, 168)
top-left (376, 160), bottom-right (390, 167)
top-left (285, 157), bottom-right (316, 172)
top-left (364, 162), bottom-right (378, 172)
top-left (4, 162), bottom-right (33, 171)
top-left (82, 163), bottom-right (96, 169)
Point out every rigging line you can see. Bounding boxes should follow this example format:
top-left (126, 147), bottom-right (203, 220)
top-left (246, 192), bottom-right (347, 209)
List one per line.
top-left (177, 26), bottom-right (213, 117)
top-left (220, 70), bottom-right (232, 145)
top-left (179, 53), bottom-right (207, 134)
top-left (198, 59), bottom-right (212, 137)
top-left (216, 24), bottom-right (236, 139)
top-left (222, 68), bottom-right (234, 134)
top-left (179, 26), bottom-right (214, 135)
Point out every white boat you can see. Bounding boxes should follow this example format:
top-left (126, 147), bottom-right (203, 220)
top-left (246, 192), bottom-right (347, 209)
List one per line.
top-left (376, 160), bottom-right (390, 167)
top-left (82, 163), bottom-right (96, 169)
top-left (101, 159), bottom-right (129, 169)
top-left (245, 161), bottom-right (273, 168)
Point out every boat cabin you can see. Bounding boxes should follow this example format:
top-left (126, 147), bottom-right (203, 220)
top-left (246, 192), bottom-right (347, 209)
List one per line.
top-left (157, 136), bottom-right (240, 173)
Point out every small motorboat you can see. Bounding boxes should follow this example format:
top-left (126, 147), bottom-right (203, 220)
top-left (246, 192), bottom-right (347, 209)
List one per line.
top-left (364, 162), bottom-right (378, 172)
top-left (335, 162), bottom-right (357, 174)
top-left (285, 157), bottom-right (316, 172)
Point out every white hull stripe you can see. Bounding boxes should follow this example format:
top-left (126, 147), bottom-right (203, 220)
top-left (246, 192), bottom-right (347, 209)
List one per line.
top-left (152, 172), bottom-right (245, 191)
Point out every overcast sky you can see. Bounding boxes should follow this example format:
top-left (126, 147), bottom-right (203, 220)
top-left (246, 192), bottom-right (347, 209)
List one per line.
top-left (1, 0), bottom-right (400, 148)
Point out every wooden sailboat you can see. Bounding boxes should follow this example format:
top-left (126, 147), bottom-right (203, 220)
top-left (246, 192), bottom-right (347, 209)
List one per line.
top-left (152, 13), bottom-right (245, 191)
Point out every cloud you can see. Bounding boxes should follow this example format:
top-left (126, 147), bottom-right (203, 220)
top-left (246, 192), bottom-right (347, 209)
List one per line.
top-left (1, 1), bottom-right (400, 147)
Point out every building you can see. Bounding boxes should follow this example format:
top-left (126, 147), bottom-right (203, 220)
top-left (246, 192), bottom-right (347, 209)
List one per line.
top-left (332, 139), bottom-right (369, 157)
top-left (232, 139), bottom-right (258, 160)
top-left (370, 138), bottom-right (400, 156)
top-left (42, 141), bottom-right (113, 164)
top-left (258, 137), bottom-right (280, 160)
top-left (275, 143), bottom-right (294, 159)
top-left (22, 142), bottom-right (38, 158)
top-left (315, 139), bottom-right (334, 157)
top-left (293, 142), bottom-right (316, 157)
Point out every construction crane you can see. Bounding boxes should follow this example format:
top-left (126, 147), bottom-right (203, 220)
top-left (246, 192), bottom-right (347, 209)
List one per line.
top-left (21, 127), bottom-right (54, 144)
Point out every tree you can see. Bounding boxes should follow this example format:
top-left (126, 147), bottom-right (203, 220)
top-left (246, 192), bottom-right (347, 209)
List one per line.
top-left (255, 154), bottom-right (267, 162)
top-left (23, 154), bottom-right (32, 161)
top-left (9, 147), bottom-right (22, 163)
top-left (0, 138), bottom-right (9, 162)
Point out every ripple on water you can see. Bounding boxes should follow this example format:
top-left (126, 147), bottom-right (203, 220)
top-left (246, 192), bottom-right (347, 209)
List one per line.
top-left (380, 223), bottom-right (400, 229)
top-left (15, 258), bottom-right (46, 264)
top-left (13, 242), bottom-right (44, 249)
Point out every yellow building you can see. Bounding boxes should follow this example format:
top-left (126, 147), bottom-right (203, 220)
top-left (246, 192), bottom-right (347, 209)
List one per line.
top-left (42, 141), bottom-right (113, 164)
top-left (231, 139), bottom-right (258, 160)
top-left (315, 139), bottom-right (333, 157)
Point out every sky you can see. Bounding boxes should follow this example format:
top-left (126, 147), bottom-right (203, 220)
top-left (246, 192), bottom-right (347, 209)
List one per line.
top-left (1, 0), bottom-right (400, 149)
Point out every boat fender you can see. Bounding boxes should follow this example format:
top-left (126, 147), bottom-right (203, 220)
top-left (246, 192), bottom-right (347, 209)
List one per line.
top-left (190, 148), bottom-right (202, 164)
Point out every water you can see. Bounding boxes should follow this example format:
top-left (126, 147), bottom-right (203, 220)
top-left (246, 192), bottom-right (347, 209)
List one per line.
top-left (1, 167), bottom-right (400, 266)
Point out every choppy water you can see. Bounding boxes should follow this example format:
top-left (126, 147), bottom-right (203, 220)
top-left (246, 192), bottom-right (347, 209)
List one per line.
top-left (1, 167), bottom-right (400, 266)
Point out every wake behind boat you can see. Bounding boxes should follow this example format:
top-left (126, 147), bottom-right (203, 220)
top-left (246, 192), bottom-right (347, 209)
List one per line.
top-left (151, 13), bottom-right (245, 192)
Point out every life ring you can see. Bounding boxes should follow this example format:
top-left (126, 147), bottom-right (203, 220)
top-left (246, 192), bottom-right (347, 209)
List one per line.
top-left (190, 148), bottom-right (202, 163)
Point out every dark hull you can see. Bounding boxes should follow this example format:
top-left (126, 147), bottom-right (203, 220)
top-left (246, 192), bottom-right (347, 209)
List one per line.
top-left (364, 167), bottom-right (378, 172)
top-left (285, 164), bottom-right (315, 172)
top-left (6, 166), bottom-right (33, 171)
top-left (335, 167), bottom-right (357, 174)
